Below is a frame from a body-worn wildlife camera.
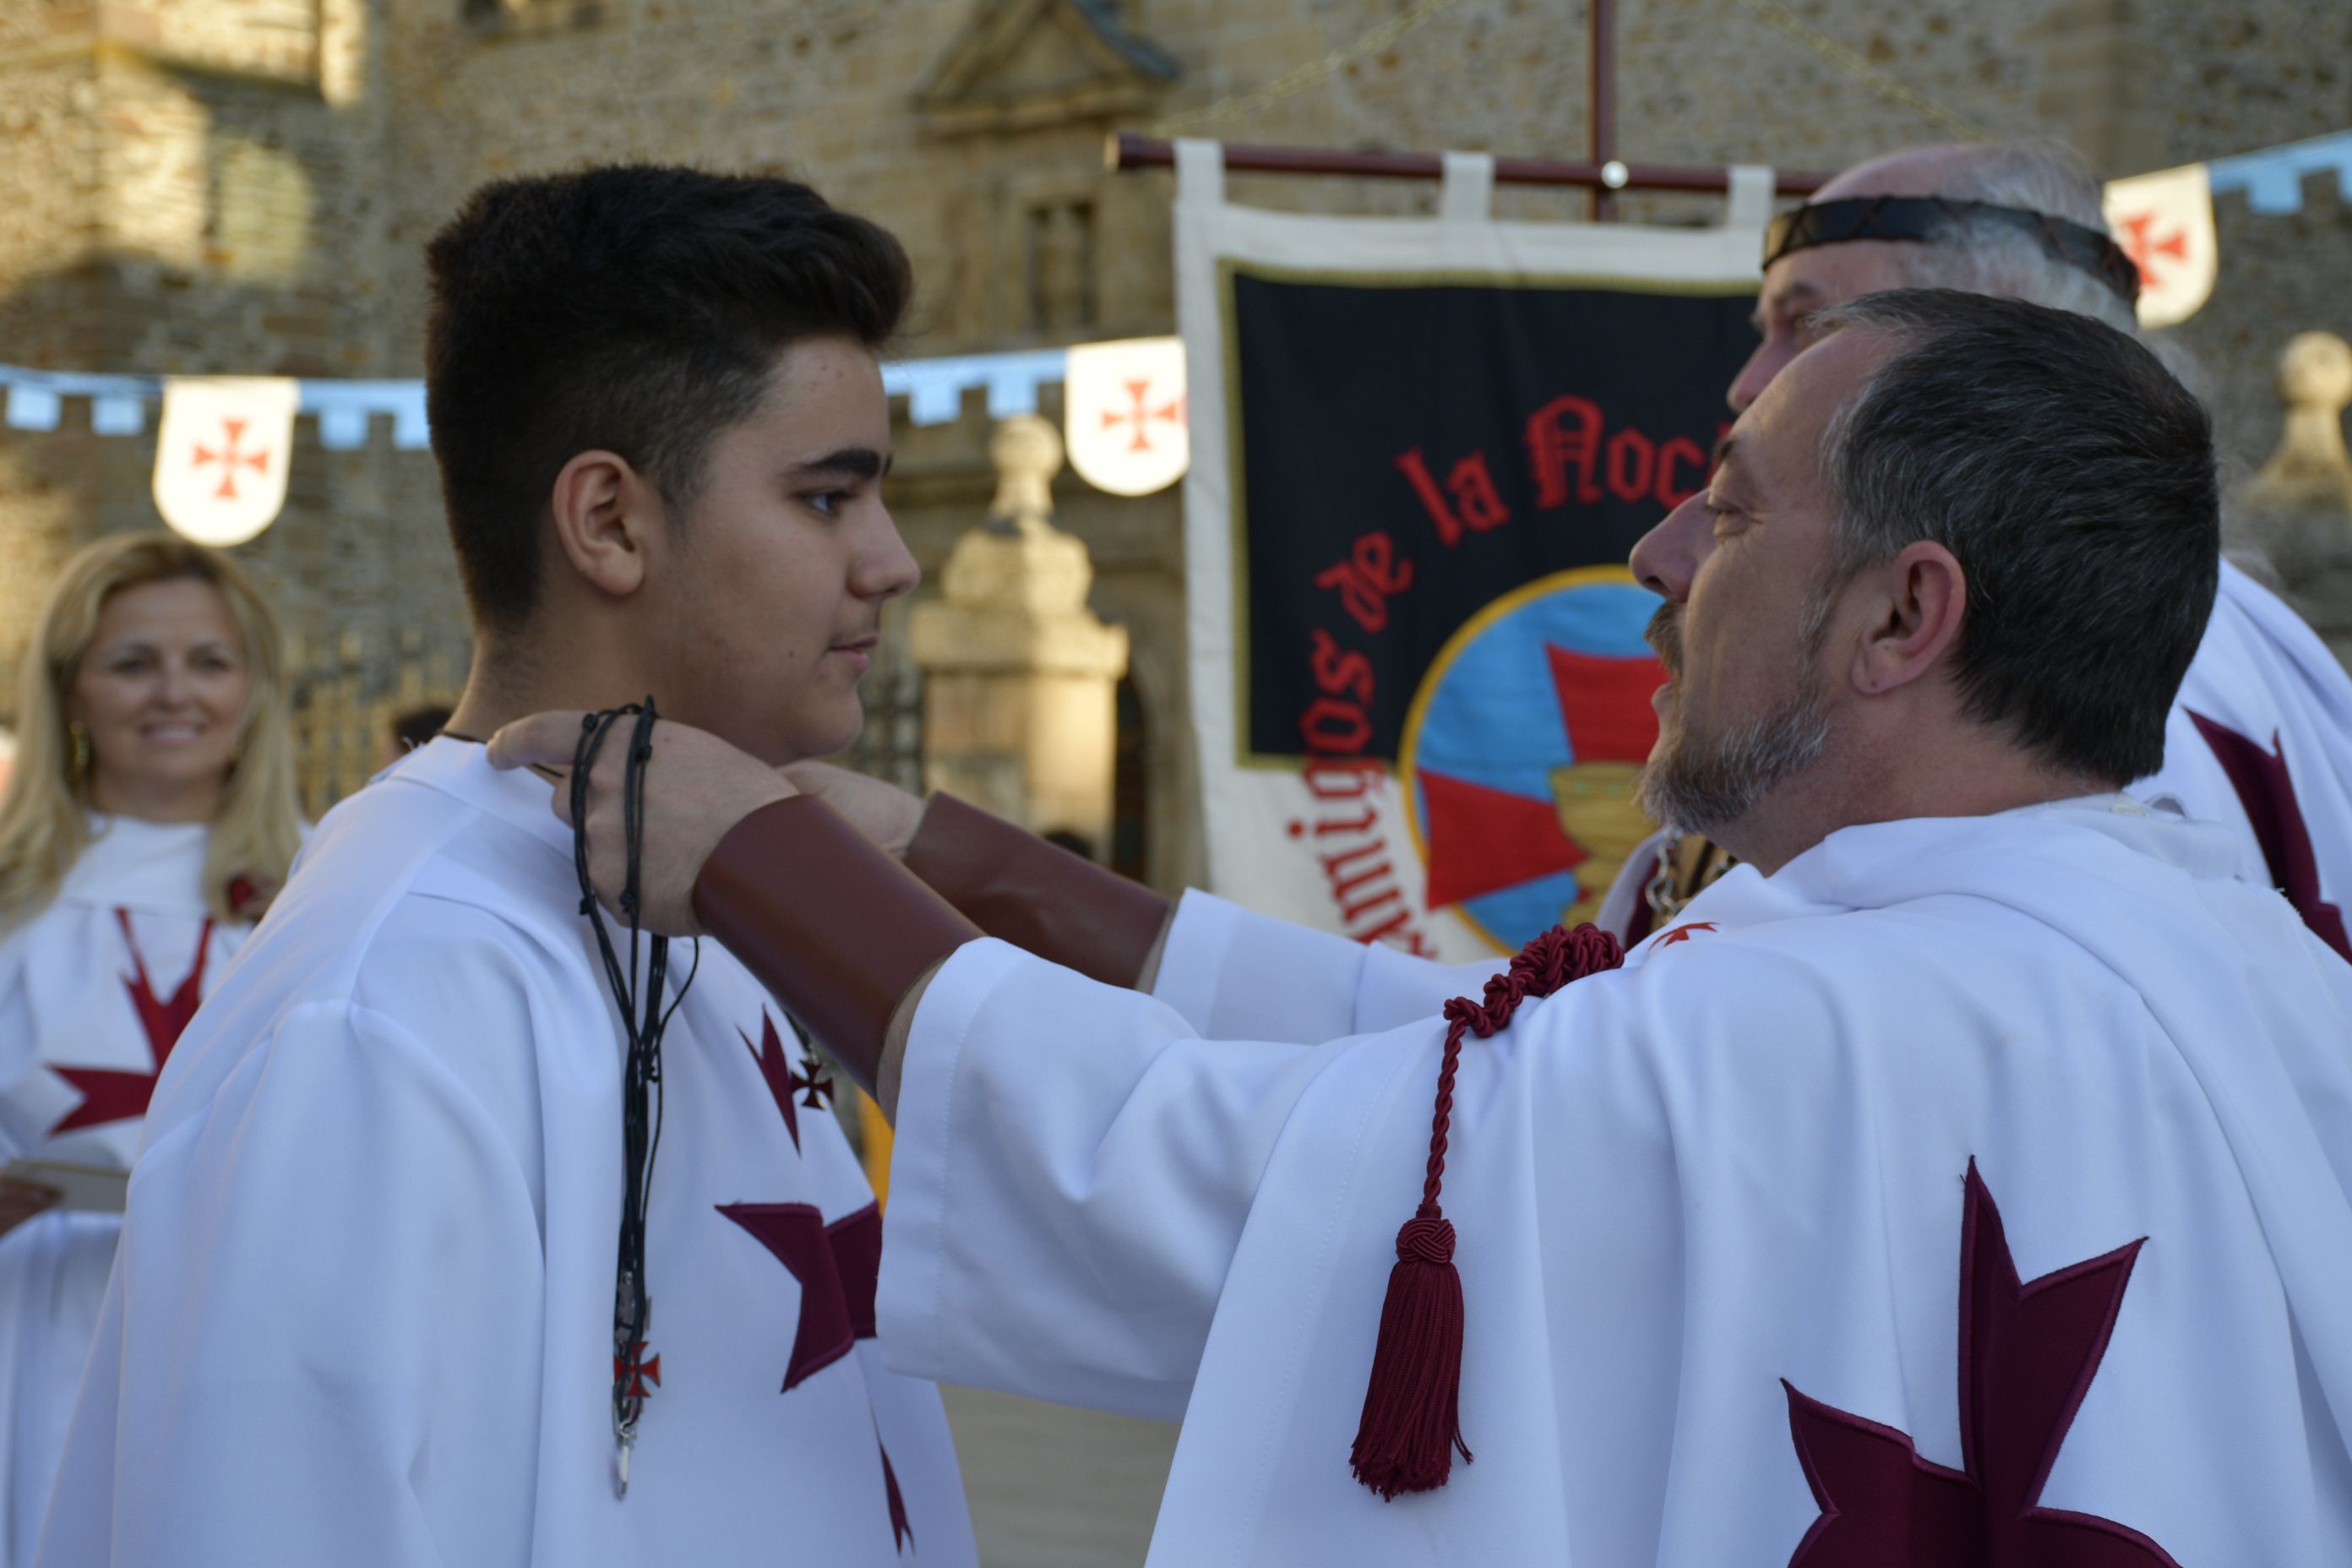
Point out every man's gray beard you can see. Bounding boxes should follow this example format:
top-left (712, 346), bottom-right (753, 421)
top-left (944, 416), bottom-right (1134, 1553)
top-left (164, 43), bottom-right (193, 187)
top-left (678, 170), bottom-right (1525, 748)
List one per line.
top-left (1635, 668), bottom-right (1831, 839)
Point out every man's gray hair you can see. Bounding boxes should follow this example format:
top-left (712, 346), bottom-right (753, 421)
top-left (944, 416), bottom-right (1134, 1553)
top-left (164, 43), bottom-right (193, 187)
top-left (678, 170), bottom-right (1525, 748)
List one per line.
top-left (1899, 144), bottom-right (2137, 333)
top-left (1808, 289), bottom-right (2216, 785)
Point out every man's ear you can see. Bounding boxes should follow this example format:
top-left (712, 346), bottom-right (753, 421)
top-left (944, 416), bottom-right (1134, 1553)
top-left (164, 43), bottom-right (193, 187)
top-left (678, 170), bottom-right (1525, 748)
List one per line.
top-left (549, 449), bottom-right (663, 601)
top-left (1848, 540), bottom-right (1966, 697)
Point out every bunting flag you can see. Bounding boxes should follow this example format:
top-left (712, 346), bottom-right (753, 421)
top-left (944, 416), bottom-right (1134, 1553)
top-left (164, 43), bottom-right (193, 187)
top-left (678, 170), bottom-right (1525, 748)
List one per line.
top-left (1064, 335), bottom-right (1188, 496)
top-left (151, 378), bottom-right (299, 546)
top-left (2102, 163), bottom-right (2218, 329)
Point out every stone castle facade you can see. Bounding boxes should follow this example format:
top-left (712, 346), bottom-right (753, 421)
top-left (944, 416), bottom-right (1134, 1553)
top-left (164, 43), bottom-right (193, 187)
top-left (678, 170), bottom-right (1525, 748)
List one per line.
top-left (3, 0), bottom-right (2348, 888)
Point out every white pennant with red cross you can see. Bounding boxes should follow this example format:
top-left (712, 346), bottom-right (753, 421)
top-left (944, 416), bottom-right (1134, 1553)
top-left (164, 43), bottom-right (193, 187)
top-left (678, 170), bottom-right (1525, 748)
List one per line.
top-left (1064, 335), bottom-right (1189, 497)
top-left (151, 377), bottom-right (299, 546)
top-left (2102, 163), bottom-right (2219, 330)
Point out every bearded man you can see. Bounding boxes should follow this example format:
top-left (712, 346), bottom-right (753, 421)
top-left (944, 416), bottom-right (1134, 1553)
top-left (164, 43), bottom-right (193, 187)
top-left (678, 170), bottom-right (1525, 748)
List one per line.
top-left (1590, 139), bottom-right (2352, 950)
top-left (498, 291), bottom-right (2352, 1564)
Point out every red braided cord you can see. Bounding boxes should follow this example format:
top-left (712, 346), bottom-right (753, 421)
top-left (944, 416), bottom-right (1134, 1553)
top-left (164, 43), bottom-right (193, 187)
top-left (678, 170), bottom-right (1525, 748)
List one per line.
top-left (1417, 926), bottom-right (1621, 1217)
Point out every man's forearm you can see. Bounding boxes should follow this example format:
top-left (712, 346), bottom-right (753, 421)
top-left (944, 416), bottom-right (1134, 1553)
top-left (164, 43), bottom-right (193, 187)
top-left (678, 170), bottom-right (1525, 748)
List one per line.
top-left (693, 796), bottom-right (981, 1095)
top-left (903, 793), bottom-right (1173, 989)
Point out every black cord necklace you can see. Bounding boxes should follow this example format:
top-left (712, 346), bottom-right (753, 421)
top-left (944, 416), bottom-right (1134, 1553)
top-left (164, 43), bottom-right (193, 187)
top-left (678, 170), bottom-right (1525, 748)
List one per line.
top-left (564, 703), bottom-right (699, 1499)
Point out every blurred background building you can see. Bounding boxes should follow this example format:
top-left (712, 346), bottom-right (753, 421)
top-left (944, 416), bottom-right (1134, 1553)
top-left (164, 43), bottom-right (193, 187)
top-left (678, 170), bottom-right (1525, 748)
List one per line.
top-left (3, 0), bottom-right (2349, 1559)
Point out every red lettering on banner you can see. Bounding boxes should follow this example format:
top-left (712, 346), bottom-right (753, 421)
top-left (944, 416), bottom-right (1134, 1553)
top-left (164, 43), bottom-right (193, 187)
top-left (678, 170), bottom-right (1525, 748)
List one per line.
top-left (1655, 435), bottom-right (1707, 507)
top-left (1304, 758), bottom-right (1380, 798)
top-left (1299, 697), bottom-right (1374, 754)
top-left (1605, 427), bottom-right (1655, 504)
top-left (1314, 531), bottom-right (1414, 633)
top-left (1311, 629), bottom-right (1376, 705)
top-left (1526, 395), bottom-right (1604, 509)
top-left (1289, 612), bottom-right (1435, 954)
top-left (1396, 448), bottom-right (1510, 547)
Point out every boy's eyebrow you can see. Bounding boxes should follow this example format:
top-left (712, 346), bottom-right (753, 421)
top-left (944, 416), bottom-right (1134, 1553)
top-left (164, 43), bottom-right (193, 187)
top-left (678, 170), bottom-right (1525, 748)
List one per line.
top-left (787, 447), bottom-right (890, 482)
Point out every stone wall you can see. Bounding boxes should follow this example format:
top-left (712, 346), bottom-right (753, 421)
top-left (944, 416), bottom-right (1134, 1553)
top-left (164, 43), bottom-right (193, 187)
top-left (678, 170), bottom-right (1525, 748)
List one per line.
top-left (1, 0), bottom-right (2348, 856)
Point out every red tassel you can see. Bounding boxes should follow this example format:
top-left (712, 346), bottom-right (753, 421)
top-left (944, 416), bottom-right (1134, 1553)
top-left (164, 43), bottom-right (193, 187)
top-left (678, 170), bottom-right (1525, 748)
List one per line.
top-left (1349, 923), bottom-right (1624, 1499)
top-left (1350, 1207), bottom-right (1471, 1498)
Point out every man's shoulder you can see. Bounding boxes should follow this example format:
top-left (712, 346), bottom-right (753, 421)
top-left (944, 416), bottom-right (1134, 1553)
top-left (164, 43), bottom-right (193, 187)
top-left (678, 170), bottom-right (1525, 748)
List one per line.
top-left (214, 777), bottom-right (593, 1026)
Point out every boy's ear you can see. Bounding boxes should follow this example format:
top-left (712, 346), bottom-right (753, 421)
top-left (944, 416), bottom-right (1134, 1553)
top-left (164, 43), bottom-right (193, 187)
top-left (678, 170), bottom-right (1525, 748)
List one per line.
top-left (549, 450), bottom-right (661, 600)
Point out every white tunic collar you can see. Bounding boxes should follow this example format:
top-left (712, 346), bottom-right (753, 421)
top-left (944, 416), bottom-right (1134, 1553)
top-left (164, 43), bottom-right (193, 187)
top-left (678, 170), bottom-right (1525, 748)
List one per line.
top-left (387, 735), bottom-right (574, 859)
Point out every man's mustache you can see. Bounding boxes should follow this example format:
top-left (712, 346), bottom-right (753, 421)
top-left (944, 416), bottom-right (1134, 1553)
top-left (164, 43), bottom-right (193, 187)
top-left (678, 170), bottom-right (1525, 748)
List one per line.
top-left (1646, 603), bottom-right (1680, 676)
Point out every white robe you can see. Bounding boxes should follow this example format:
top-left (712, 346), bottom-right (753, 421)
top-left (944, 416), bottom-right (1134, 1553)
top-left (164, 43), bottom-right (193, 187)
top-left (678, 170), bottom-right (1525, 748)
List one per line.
top-left (37, 740), bottom-right (975, 1568)
top-left (1597, 561), bottom-right (2352, 950)
top-left (879, 797), bottom-right (2352, 1563)
top-left (0, 820), bottom-right (248, 1568)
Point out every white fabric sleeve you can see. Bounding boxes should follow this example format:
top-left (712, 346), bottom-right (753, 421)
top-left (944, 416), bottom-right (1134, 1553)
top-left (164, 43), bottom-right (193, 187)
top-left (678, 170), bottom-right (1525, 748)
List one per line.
top-left (879, 939), bottom-right (1326, 1422)
top-left (1146, 889), bottom-right (1371, 1042)
top-left (1352, 943), bottom-right (1511, 1036)
top-left (35, 1001), bottom-right (545, 1568)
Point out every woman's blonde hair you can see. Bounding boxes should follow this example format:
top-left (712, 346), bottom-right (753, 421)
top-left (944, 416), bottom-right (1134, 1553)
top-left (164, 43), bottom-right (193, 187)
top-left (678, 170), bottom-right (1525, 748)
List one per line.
top-left (0, 532), bottom-right (303, 926)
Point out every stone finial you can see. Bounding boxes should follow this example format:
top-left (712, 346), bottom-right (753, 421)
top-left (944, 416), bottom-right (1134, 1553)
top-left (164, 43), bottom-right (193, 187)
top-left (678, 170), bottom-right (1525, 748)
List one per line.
top-left (2246, 330), bottom-right (2352, 514)
top-left (988, 413), bottom-right (1063, 530)
top-left (910, 412), bottom-right (1130, 844)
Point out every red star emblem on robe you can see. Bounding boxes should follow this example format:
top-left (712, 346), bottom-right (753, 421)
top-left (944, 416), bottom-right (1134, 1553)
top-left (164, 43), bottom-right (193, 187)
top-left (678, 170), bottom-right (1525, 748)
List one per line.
top-left (719, 1014), bottom-right (911, 1550)
top-left (716, 1200), bottom-right (881, 1391)
top-left (1781, 1162), bottom-right (2179, 1566)
top-left (740, 1012), bottom-right (803, 1152)
top-left (1653, 921), bottom-right (1715, 947)
top-left (2187, 711), bottom-right (2351, 961)
top-left (47, 910), bottom-right (213, 1137)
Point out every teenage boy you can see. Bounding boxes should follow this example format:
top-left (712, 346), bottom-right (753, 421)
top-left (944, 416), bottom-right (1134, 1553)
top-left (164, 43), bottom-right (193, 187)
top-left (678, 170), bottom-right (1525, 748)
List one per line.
top-left (37, 166), bottom-right (976, 1568)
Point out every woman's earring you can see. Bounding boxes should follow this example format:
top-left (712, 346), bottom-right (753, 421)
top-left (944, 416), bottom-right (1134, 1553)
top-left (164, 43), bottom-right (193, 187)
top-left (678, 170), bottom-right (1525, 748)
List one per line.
top-left (67, 723), bottom-right (90, 786)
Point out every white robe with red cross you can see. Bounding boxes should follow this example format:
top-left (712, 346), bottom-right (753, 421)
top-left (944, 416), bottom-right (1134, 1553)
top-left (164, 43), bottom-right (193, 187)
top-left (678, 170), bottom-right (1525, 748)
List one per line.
top-left (0, 819), bottom-right (248, 1568)
top-left (879, 795), bottom-right (2352, 1564)
top-left (35, 741), bottom-right (975, 1568)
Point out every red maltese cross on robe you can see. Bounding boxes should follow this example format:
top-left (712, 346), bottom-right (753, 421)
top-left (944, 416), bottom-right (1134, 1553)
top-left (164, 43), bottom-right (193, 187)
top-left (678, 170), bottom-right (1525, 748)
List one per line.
top-left (47, 911), bottom-right (214, 1137)
top-left (720, 1011), bottom-right (912, 1551)
top-left (1781, 1162), bottom-right (2180, 1566)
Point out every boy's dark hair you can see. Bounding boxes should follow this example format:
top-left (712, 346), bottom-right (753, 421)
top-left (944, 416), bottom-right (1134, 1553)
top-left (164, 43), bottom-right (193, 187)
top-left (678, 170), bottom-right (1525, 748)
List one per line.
top-left (423, 166), bottom-right (912, 631)
top-left (1814, 288), bottom-right (2219, 786)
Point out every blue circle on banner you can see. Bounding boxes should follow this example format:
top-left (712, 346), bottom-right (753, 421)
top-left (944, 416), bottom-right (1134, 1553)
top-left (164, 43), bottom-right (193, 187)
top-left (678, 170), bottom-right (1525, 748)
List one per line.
top-left (1399, 569), bottom-right (1666, 953)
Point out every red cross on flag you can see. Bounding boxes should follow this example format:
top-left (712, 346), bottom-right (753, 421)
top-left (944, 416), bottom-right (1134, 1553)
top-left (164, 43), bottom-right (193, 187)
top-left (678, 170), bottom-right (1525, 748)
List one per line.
top-left (1064, 335), bottom-right (1189, 497)
top-left (2101, 162), bottom-right (2218, 330)
top-left (151, 377), bottom-right (300, 546)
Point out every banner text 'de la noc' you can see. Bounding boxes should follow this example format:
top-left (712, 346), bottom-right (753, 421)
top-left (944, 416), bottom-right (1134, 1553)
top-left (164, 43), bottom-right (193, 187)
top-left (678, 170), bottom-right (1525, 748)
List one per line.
top-left (1232, 272), bottom-right (1759, 765)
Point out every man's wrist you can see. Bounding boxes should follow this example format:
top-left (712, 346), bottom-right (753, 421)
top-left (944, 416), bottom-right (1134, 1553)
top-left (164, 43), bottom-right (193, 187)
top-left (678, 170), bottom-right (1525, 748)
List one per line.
top-left (692, 796), bottom-right (981, 1090)
top-left (902, 792), bottom-right (1173, 988)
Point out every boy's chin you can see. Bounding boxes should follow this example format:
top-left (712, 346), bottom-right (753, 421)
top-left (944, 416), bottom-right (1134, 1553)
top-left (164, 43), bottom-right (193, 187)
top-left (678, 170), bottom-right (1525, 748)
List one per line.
top-left (770, 703), bottom-right (865, 767)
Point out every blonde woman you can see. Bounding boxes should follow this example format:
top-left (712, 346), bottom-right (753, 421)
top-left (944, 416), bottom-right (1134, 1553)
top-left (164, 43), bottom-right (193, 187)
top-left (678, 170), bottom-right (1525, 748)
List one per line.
top-left (0, 532), bottom-right (300, 1566)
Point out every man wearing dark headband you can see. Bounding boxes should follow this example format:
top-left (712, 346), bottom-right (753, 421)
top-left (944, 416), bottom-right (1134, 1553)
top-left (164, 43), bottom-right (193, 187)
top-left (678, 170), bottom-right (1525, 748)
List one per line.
top-left (1587, 142), bottom-right (2352, 953)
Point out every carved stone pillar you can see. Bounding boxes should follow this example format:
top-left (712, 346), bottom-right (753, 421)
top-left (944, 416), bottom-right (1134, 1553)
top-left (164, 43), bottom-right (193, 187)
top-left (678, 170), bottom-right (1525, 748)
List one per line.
top-left (2240, 331), bottom-right (2352, 662)
top-left (911, 415), bottom-right (1130, 854)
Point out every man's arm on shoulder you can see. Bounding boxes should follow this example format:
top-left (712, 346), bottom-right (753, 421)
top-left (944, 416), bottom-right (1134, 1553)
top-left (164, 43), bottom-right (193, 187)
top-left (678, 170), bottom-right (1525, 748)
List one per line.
top-left (799, 760), bottom-right (1459, 1042)
top-left (41, 998), bottom-right (544, 1568)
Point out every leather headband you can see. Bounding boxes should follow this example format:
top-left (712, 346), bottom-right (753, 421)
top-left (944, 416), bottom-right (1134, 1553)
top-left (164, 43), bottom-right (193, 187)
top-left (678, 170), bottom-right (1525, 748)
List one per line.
top-left (1763, 194), bottom-right (2141, 307)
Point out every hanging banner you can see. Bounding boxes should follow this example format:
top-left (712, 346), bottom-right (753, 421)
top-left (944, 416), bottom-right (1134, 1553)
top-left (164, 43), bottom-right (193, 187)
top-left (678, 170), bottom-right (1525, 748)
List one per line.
top-left (2102, 163), bottom-right (2219, 329)
top-left (1175, 144), bottom-right (1770, 961)
top-left (152, 377), bottom-right (299, 546)
top-left (1064, 335), bottom-right (1188, 495)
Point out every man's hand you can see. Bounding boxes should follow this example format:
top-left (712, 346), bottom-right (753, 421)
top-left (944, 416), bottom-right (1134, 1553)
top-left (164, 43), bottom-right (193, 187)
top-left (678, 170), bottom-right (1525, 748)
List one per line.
top-left (487, 712), bottom-right (794, 936)
top-left (780, 760), bottom-right (924, 857)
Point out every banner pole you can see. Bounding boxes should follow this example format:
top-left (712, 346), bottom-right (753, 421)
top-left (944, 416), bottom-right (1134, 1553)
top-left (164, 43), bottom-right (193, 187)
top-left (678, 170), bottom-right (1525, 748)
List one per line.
top-left (1108, 133), bottom-right (1824, 199)
top-left (1591, 0), bottom-right (1617, 221)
